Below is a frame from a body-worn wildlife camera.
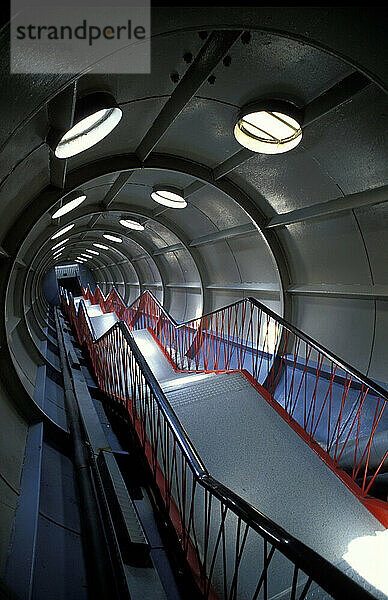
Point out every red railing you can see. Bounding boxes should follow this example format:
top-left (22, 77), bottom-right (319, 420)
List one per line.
top-left (80, 284), bottom-right (388, 525)
top-left (60, 287), bottom-right (376, 600)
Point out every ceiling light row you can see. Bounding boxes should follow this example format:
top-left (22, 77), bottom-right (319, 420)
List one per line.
top-left (47, 92), bottom-right (302, 161)
top-left (48, 101), bottom-right (303, 255)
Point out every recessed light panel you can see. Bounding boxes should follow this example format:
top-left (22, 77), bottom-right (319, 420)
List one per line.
top-left (120, 218), bottom-right (144, 231)
top-left (52, 238), bottom-right (69, 250)
top-left (51, 223), bottom-right (75, 240)
top-left (87, 249), bottom-right (99, 255)
top-left (51, 93), bottom-right (122, 159)
top-left (234, 103), bottom-right (302, 154)
top-left (93, 243), bottom-right (109, 250)
top-left (103, 234), bottom-right (122, 243)
top-left (52, 193), bottom-right (86, 219)
top-left (151, 188), bottom-right (187, 209)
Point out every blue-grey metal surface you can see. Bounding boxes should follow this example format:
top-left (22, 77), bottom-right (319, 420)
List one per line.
top-left (4, 423), bottom-right (43, 600)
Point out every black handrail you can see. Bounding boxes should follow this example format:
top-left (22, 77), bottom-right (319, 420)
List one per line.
top-left (69, 289), bottom-right (377, 600)
top-left (116, 284), bottom-right (388, 402)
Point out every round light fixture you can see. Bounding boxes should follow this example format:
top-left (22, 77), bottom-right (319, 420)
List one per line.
top-left (234, 100), bottom-right (303, 154)
top-left (51, 223), bottom-right (75, 240)
top-left (151, 186), bottom-right (187, 209)
top-left (103, 234), bottom-right (122, 243)
top-left (52, 238), bottom-right (69, 251)
top-left (51, 191), bottom-right (87, 219)
top-left (120, 218), bottom-right (144, 231)
top-left (48, 92), bottom-right (122, 159)
top-left (93, 243), bottom-right (110, 250)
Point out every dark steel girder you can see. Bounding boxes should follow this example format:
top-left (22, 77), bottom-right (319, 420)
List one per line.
top-left (48, 82), bottom-right (77, 189)
top-left (135, 30), bottom-right (242, 162)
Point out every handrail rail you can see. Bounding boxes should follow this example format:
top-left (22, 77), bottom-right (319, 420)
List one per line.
top-left (62, 287), bottom-right (376, 600)
top-left (89, 283), bottom-right (388, 402)
top-left (81, 283), bottom-right (388, 512)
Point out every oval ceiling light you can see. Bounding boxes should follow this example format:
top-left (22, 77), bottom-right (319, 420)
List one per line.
top-left (103, 234), bottom-right (122, 243)
top-left (48, 92), bottom-right (122, 159)
top-left (120, 218), bottom-right (144, 231)
top-left (151, 186), bottom-right (187, 209)
top-left (51, 190), bottom-right (87, 219)
top-left (234, 100), bottom-right (303, 154)
top-left (52, 238), bottom-right (69, 251)
top-left (51, 223), bottom-right (75, 240)
top-left (93, 243), bottom-right (110, 250)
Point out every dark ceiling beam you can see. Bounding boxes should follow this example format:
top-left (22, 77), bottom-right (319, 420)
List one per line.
top-left (135, 30), bottom-right (242, 162)
top-left (101, 171), bottom-right (133, 209)
top-left (79, 213), bottom-right (101, 240)
top-left (287, 283), bottom-right (388, 301)
top-left (190, 223), bottom-right (256, 247)
top-left (79, 171), bottom-right (135, 239)
top-left (183, 71), bottom-right (372, 199)
top-left (152, 243), bottom-right (184, 256)
top-left (303, 71), bottom-right (371, 128)
top-left (184, 180), bottom-right (207, 198)
top-left (212, 148), bottom-right (254, 180)
top-left (266, 184), bottom-right (388, 229)
top-left (48, 82), bottom-right (77, 189)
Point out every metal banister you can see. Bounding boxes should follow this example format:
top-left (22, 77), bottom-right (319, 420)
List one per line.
top-left (85, 284), bottom-right (388, 402)
top-left (63, 287), bottom-right (379, 599)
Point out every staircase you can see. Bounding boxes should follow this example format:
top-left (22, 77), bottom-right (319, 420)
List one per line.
top-left (60, 285), bottom-right (388, 600)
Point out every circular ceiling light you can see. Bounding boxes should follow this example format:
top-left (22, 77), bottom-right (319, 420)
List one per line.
top-left (151, 186), bottom-right (187, 209)
top-left (103, 234), bottom-right (122, 243)
top-left (48, 92), bottom-right (122, 159)
top-left (51, 190), bottom-right (87, 219)
top-left (234, 100), bottom-right (303, 154)
top-left (51, 223), bottom-right (75, 240)
top-left (52, 238), bottom-right (69, 251)
top-left (93, 243), bottom-right (110, 250)
top-left (120, 218), bottom-right (144, 231)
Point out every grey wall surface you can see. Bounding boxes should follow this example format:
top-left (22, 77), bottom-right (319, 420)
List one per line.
top-left (0, 7), bottom-right (386, 449)
top-left (0, 381), bottom-right (28, 576)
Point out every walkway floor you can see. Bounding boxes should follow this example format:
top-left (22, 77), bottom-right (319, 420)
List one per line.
top-left (75, 298), bottom-right (387, 598)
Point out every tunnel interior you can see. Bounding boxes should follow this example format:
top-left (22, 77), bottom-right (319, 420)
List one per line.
top-left (0, 7), bottom-right (387, 600)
